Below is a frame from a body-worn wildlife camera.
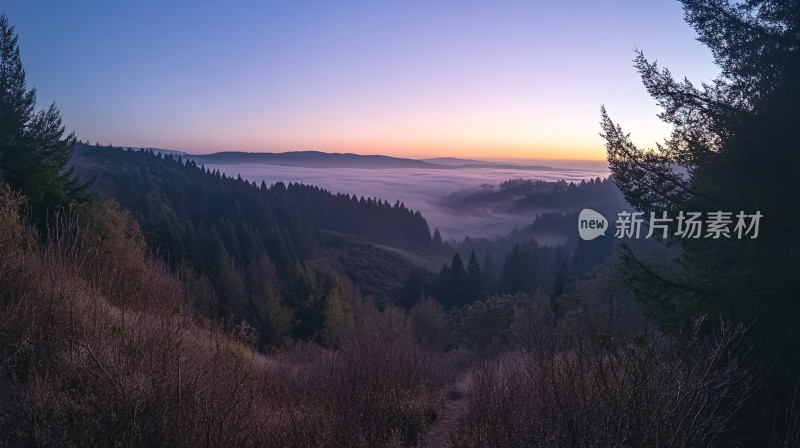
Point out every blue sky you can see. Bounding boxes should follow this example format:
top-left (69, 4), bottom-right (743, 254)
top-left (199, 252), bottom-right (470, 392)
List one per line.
top-left (3, 1), bottom-right (719, 160)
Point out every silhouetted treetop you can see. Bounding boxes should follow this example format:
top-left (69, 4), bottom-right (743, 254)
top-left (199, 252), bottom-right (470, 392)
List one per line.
top-left (0, 13), bottom-right (87, 225)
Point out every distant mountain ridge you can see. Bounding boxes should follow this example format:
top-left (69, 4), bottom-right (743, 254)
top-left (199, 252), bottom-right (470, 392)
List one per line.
top-left (194, 150), bottom-right (438, 168)
top-left (82, 145), bottom-right (557, 170)
top-left (420, 157), bottom-right (499, 166)
top-left (194, 151), bottom-right (555, 170)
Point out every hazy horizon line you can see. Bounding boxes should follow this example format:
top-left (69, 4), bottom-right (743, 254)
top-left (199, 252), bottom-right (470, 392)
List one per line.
top-left (86, 142), bottom-right (609, 166)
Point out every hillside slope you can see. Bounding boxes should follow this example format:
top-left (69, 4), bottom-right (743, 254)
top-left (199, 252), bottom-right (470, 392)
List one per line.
top-left (72, 144), bottom-right (443, 344)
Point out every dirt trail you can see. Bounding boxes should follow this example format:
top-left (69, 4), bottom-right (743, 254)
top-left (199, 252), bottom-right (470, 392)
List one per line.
top-left (423, 373), bottom-right (472, 448)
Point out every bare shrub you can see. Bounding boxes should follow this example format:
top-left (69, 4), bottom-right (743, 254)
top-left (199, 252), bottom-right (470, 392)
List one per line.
top-left (768, 378), bottom-right (800, 448)
top-left (410, 296), bottom-right (450, 349)
top-left (0, 185), bottom-right (36, 270)
top-left (453, 315), bottom-right (753, 448)
top-left (266, 323), bottom-right (456, 447)
top-left (560, 261), bottom-right (649, 339)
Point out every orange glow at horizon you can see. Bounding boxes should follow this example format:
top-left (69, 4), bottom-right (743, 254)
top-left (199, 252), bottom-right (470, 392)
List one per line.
top-left (148, 109), bottom-right (618, 162)
top-left (155, 136), bottom-right (608, 162)
top-left (125, 79), bottom-right (670, 163)
top-left (287, 143), bottom-right (607, 162)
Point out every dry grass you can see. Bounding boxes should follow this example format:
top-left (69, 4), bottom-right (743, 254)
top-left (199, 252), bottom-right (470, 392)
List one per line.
top-left (0, 189), bottom-right (462, 447)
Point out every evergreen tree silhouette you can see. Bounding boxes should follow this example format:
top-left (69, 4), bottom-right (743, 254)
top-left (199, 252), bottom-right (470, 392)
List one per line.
top-left (0, 14), bottom-right (88, 224)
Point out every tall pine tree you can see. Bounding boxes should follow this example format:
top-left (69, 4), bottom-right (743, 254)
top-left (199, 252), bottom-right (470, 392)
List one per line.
top-left (601, 1), bottom-right (800, 440)
top-left (466, 249), bottom-right (483, 303)
top-left (446, 253), bottom-right (468, 308)
top-left (0, 13), bottom-right (87, 224)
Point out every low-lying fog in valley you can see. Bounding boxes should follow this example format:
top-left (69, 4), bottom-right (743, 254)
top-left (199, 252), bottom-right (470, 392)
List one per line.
top-left (202, 163), bottom-right (610, 239)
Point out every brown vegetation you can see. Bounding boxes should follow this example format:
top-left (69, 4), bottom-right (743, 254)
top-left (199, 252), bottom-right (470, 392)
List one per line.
top-left (0, 185), bottom-right (772, 447)
top-left (0, 187), bottom-right (453, 447)
top-left (452, 316), bottom-right (753, 447)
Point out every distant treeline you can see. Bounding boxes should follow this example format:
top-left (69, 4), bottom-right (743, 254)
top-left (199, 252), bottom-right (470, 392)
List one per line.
top-left (419, 219), bottom-right (614, 311)
top-left (442, 176), bottom-right (625, 213)
top-left (512, 177), bottom-right (622, 209)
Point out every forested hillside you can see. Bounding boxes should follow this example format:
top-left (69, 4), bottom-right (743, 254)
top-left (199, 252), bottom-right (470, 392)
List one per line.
top-left (72, 143), bottom-right (627, 343)
top-left (72, 144), bottom-right (436, 344)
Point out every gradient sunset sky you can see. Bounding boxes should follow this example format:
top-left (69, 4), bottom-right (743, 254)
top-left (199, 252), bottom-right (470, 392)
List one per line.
top-left (4, 1), bottom-right (718, 161)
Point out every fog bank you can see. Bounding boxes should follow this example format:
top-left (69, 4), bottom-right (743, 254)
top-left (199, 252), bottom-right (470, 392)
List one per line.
top-left (204, 164), bottom-right (610, 239)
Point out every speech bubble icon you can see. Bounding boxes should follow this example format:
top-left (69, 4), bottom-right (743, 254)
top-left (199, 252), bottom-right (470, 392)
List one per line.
top-left (578, 208), bottom-right (608, 241)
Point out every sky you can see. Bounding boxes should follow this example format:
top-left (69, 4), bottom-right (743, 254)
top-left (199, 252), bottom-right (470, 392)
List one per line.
top-left (3, 1), bottom-right (719, 161)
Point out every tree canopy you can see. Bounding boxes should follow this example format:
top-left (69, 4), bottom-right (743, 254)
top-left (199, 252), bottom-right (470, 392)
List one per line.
top-left (602, 0), bottom-right (800, 439)
top-left (0, 14), bottom-right (87, 224)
